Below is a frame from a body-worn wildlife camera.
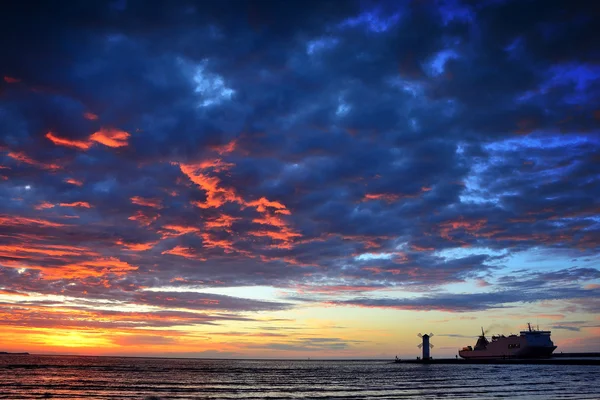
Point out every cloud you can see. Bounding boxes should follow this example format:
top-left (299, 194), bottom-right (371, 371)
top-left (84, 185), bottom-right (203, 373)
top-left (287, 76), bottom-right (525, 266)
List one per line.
top-left (6, 151), bottom-right (60, 170)
top-left (161, 245), bottom-right (206, 260)
top-left (65, 178), bottom-right (83, 186)
top-left (117, 239), bottom-right (157, 251)
top-left (142, 291), bottom-right (291, 311)
top-left (83, 112), bottom-right (98, 121)
top-left (131, 196), bottom-right (163, 209)
top-left (35, 257), bottom-right (138, 280)
top-left (59, 201), bottom-right (92, 208)
top-left (246, 336), bottom-right (365, 352)
top-left (34, 201), bottom-right (55, 210)
top-left (89, 128), bottom-right (130, 148)
top-left (551, 325), bottom-right (581, 332)
top-left (46, 132), bottom-right (92, 150)
top-left (0, 0), bottom-right (598, 348)
top-left (0, 215), bottom-right (66, 228)
top-left (112, 335), bottom-right (178, 346)
top-left (0, 302), bottom-right (258, 330)
top-left (324, 281), bottom-right (600, 312)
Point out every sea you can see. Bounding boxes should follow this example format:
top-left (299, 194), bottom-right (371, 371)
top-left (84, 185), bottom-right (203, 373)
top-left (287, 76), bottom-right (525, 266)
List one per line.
top-left (0, 355), bottom-right (599, 399)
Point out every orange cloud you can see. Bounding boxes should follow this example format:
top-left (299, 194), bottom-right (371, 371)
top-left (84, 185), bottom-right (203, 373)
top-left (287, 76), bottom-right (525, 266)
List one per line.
top-left (584, 283), bottom-right (600, 290)
top-left (247, 198), bottom-right (300, 249)
top-left (0, 215), bottom-right (65, 227)
top-left (205, 214), bottom-right (239, 232)
top-left (83, 112), bottom-right (98, 120)
top-left (362, 187), bottom-right (431, 203)
top-left (162, 245), bottom-right (206, 260)
top-left (179, 161), bottom-right (300, 248)
top-left (211, 139), bottom-right (237, 155)
top-left (131, 196), bottom-right (162, 209)
top-left (200, 232), bottom-right (236, 253)
top-left (179, 162), bottom-right (241, 209)
top-left (248, 227), bottom-right (302, 249)
top-left (65, 178), bottom-right (83, 186)
top-left (0, 244), bottom-right (98, 258)
top-left (3, 76), bottom-right (20, 83)
top-left (116, 240), bottom-right (158, 251)
top-left (90, 128), bottom-right (130, 148)
top-left (0, 289), bottom-right (28, 296)
top-left (45, 132), bottom-right (91, 150)
top-left (0, 307), bottom-right (209, 336)
top-left (362, 193), bottom-right (400, 203)
top-left (7, 152), bottom-right (60, 170)
top-left (262, 255), bottom-right (318, 267)
top-left (128, 210), bottom-right (159, 226)
top-left (160, 224), bottom-right (200, 237)
top-left (195, 159), bottom-right (235, 173)
top-left (37, 257), bottom-right (138, 280)
top-left (34, 201), bottom-right (55, 210)
top-left (246, 197), bottom-right (287, 213)
top-left (45, 127), bottom-right (132, 152)
top-left (438, 218), bottom-right (487, 240)
top-left (537, 314), bottom-right (565, 320)
top-left (59, 202), bottom-right (92, 208)
top-left (252, 214), bottom-right (287, 228)
top-left (410, 244), bottom-right (435, 252)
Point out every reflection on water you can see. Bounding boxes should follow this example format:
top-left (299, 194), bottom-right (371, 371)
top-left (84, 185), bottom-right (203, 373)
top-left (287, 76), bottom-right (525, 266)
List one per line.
top-left (0, 355), bottom-right (598, 399)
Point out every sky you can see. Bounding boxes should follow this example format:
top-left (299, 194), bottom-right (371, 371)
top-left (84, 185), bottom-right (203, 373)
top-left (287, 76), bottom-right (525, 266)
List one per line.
top-left (0, 0), bottom-right (599, 359)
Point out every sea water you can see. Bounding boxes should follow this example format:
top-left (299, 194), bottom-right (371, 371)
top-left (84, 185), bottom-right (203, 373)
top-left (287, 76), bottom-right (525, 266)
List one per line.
top-left (0, 355), bottom-right (598, 399)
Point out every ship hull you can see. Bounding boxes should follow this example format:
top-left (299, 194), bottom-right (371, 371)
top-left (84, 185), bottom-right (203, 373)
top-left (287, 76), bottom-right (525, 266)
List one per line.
top-left (459, 345), bottom-right (557, 359)
top-left (515, 345), bottom-right (557, 358)
top-left (459, 325), bottom-right (557, 360)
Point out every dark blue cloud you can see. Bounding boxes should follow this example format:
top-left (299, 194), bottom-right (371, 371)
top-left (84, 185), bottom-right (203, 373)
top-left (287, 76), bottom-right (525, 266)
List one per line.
top-left (0, 0), bottom-right (599, 327)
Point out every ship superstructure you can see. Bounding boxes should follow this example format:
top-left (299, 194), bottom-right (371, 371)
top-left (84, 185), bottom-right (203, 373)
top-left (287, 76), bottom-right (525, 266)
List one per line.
top-left (458, 324), bottom-right (557, 359)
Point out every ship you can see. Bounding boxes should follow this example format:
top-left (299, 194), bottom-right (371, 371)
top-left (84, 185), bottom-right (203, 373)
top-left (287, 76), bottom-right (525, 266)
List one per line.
top-left (459, 323), bottom-right (557, 359)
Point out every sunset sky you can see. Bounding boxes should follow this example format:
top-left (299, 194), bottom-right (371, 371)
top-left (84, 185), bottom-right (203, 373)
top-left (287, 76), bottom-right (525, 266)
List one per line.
top-left (0, 0), bottom-right (599, 359)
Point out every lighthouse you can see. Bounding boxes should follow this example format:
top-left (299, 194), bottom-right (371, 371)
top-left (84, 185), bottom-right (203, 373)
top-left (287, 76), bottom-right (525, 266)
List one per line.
top-left (418, 333), bottom-right (434, 360)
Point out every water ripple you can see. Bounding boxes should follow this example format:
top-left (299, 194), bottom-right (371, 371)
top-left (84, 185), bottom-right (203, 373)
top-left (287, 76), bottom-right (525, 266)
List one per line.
top-left (0, 355), bottom-right (598, 399)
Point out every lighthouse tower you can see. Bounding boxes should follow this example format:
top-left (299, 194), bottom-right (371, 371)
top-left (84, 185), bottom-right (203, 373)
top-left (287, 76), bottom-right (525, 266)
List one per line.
top-left (417, 333), bottom-right (434, 360)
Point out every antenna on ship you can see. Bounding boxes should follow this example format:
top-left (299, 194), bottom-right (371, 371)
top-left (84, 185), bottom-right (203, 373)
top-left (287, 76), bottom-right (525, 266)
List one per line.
top-left (417, 333), bottom-right (434, 360)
